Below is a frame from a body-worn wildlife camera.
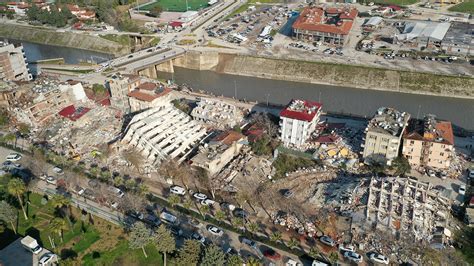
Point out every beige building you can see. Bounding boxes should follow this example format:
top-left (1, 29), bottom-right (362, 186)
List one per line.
top-left (192, 131), bottom-right (246, 176)
top-left (107, 74), bottom-right (141, 114)
top-left (402, 115), bottom-right (454, 170)
top-left (362, 107), bottom-right (410, 165)
top-left (128, 82), bottom-right (174, 112)
top-left (0, 42), bottom-right (32, 81)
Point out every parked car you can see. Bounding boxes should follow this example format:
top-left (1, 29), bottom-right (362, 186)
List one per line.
top-left (225, 247), bottom-right (239, 256)
top-left (6, 153), bottom-right (22, 162)
top-left (144, 214), bottom-right (161, 227)
top-left (170, 185), bottom-right (186, 195)
top-left (39, 252), bottom-right (55, 266)
top-left (241, 237), bottom-right (257, 249)
top-left (263, 248), bottom-right (281, 260)
top-left (52, 166), bottom-right (63, 174)
top-left (233, 208), bottom-right (248, 219)
top-left (339, 244), bottom-right (355, 253)
top-left (320, 236), bottom-right (336, 247)
top-left (191, 232), bottom-right (206, 244)
top-left (459, 184), bottom-right (466, 195)
top-left (344, 251), bottom-right (362, 263)
top-left (193, 192), bottom-right (207, 200)
top-left (167, 225), bottom-right (183, 236)
top-left (207, 225), bottom-right (223, 236)
top-left (201, 198), bottom-right (215, 206)
top-left (282, 189), bottom-right (293, 198)
top-left (369, 253), bottom-right (389, 265)
top-left (46, 176), bottom-right (57, 185)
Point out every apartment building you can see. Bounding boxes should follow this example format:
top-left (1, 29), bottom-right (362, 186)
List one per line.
top-left (128, 82), bottom-right (174, 112)
top-left (402, 115), bottom-right (454, 170)
top-left (362, 107), bottom-right (410, 165)
top-left (107, 74), bottom-right (141, 114)
top-left (0, 42), bottom-right (32, 81)
top-left (279, 99), bottom-right (322, 148)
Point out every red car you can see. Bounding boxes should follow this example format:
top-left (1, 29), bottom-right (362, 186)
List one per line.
top-left (263, 248), bottom-right (281, 260)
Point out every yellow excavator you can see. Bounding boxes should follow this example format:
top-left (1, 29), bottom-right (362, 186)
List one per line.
top-left (68, 142), bottom-right (81, 161)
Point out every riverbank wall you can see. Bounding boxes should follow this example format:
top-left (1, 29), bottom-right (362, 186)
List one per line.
top-left (0, 24), bottom-right (129, 56)
top-left (172, 51), bottom-right (474, 99)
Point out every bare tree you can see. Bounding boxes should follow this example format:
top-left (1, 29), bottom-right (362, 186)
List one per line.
top-left (120, 193), bottom-right (146, 213)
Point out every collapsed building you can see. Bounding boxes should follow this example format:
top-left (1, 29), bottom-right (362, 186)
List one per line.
top-left (192, 130), bottom-right (246, 176)
top-left (279, 99), bottom-right (322, 148)
top-left (366, 177), bottom-right (451, 241)
top-left (121, 105), bottom-right (209, 165)
top-left (402, 115), bottom-right (454, 170)
top-left (191, 98), bottom-right (243, 129)
top-left (362, 107), bottom-right (410, 165)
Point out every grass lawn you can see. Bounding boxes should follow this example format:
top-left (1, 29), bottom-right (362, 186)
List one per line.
top-left (448, 0), bottom-right (474, 14)
top-left (141, 0), bottom-right (209, 12)
top-left (100, 34), bottom-right (131, 46)
top-left (82, 241), bottom-right (164, 266)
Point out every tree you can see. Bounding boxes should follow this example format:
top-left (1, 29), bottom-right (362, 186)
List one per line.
top-left (308, 247), bottom-right (320, 259)
top-left (246, 256), bottom-right (261, 266)
top-left (231, 217), bottom-right (244, 228)
top-left (248, 222), bottom-right (259, 234)
top-left (392, 156), bottom-right (411, 176)
top-left (7, 179), bottom-right (27, 220)
top-left (51, 195), bottom-right (72, 228)
top-left (92, 84), bottom-right (107, 96)
top-left (214, 210), bottom-right (226, 223)
top-left (201, 244), bottom-right (225, 266)
top-left (138, 183), bottom-right (148, 196)
top-left (149, 5), bottom-right (163, 17)
top-left (129, 221), bottom-right (152, 258)
top-left (2, 133), bottom-right (16, 146)
top-left (168, 194), bottom-right (181, 207)
top-left (227, 254), bottom-right (243, 266)
top-left (250, 135), bottom-right (272, 156)
top-left (199, 204), bottom-right (210, 219)
top-left (329, 252), bottom-right (339, 264)
top-left (153, 225), bottom-right (176, 266)
top-left (270, 232), bottom-right (282, 243)
top-left (18, 123), bottom-right (30, 136)
top-left (286, 238), bottom-right (299, 249)
top-left (176, 239), bottom-right (201, 265)
top-left (0, 201), bottom-right (18, 234)
top-left (50, 217), bottom-right (68, 242)
top-left (183, 199), bottom-right (193, 210)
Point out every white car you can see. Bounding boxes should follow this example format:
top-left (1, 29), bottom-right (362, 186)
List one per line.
top-left (369, 253), bottom-right (389, 265)
top-left (53, 166), bottom-right (63, 174)
top-left (207, 225), bottom-right (223, 236)
top-left (339, 244), bottom-right (355, 253)
top-left (193, 192), bottom-right (207, 201)
top-left (170, 185), bottom-right (186, 195)
top-left (46, 176), bottom-right (57, 185)
top-left (201, 198), bottom-right (215, 206)
top-left (320, 235), bottom-right (336, 247)
top-left (6, 153), bottom-right (22, 162)
top-left (459, 184), bottom-right (466, 195)
top-left (344, 251), bottom-right (362, 263)
top-left (39, 252), bottom-right (55, 266)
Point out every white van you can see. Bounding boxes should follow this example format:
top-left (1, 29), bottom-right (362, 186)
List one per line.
top-left (170, 185), bottom-right (186, 195)
top-left (20, 236), bottom-right (42, 254)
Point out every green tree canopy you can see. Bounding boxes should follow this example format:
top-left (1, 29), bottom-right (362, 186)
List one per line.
top-left (176, 239), bottom-right (201, 266)
top-left (7, 179), bottom-right (27, 220)
top-left (201, 244), bottom-right (225, 266)
top-left (129, 222), bottom-right (153, 257)
top-left (0, 201), bottom-right (18, 234)
top-left (153, 225), bottom-right (176, 266)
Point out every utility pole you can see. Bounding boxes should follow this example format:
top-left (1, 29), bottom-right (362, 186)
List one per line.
top-left (266, 93), bottom-right (270, 107)
top-left (234, 80), bottom-right (237, 99)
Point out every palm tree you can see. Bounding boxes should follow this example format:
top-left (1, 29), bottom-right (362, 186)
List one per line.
top-left (168, 194), bottom-right (181, 207)
top-left (138, 183), bottom-right (148, 196)
top-left (287, 238), bottom-right (299, 250)
top-left (270, 232), bottom-right (282, 243)
top-left (51, 195), bottom-right (72, 228)
top-left (246, 256), bottom-right (262, 266)
top-left (231, 217), bottom-right (244, 228)
top-left (183, 199), bottom-right (193, 210)
top-left (309, 247), bottom-right (320, 259)
top-left (50, 217), bottom-right (67, 242)
top-left (200, 204), bottom-right (210, 219)
top-left (7, 179), bottom-right (27, 220)
top-left (248, 222), bottom-right (259, 234)
top-left (214, 210), bottom-right (226, 223)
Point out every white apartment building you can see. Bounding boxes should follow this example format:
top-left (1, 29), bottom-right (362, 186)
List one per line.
top-left (122, 105), bottom-right (208, 165)
top-left (279, 99), bottom-right (322, 148)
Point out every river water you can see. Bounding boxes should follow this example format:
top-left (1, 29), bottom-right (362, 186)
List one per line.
top-left (165, 67), bottom-right (474, 130)
top-left (13, 40), bottom-right (474, 130)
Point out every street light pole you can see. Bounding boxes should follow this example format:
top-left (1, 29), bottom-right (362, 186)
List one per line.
top-left (234, 80), bottom-right (237, 99)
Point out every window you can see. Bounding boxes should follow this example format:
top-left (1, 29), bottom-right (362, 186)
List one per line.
top-left (410, 140), bottom-right (415, 145)
top-left (440, 152), bottom-right (444, 156)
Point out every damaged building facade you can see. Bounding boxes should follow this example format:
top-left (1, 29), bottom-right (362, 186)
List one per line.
top-left (402, 115), bottom-right (454, 170)
top-left (192, 130), bottom-right (246, 176)
top-left (108, 74), bottom-right (141, 114)
top-left (279, 99), bottom-right (322, 148)
top-left (121, 105), bottom-right (208, 165)
top-left (0, 42), bottom-right (32, 81)
top-left (191, 98), bottom-right (243, 129)
top-left (128, 82), bottom-right (175, 112)
top-left (366, 177), bottom-right (451, 241)
top-left (362, 107), bottom-right (410, 165)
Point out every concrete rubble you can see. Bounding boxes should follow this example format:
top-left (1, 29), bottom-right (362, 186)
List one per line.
top-left (191, 98), bottom-right (243, 129)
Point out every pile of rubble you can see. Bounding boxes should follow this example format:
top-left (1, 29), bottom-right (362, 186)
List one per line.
top-left (271, 211), bottom-right (318, 237)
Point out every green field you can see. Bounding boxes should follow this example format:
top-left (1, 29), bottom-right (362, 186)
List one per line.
top-left (448, 0), bottom-right (474, 14)
top-left (141, 0), bottom-right (210, 12)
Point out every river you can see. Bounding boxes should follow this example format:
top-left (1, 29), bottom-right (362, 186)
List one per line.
top-left (14, 40), bottom-right (474, 130)
top-left (163, 67), bottom-right (474, 130)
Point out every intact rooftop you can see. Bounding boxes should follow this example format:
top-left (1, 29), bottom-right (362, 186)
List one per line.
top-left (280, 99), bottom-right (322, 122)
top-left (292, 6), bottom-right (358, 35)
top-left (128, 83), bottom-right (172, 102)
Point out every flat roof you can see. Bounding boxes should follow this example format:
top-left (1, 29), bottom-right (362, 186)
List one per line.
top-left (280, 99), bottom-right (322, 122)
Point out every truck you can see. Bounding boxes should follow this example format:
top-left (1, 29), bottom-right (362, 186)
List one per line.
top-left (21, 236), bottom-right (43, 254)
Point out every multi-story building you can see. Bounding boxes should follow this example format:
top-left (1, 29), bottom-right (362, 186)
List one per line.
top-left (128, 82), bottom-right (174, 112)
top-left (279, 99), bottom-right (322, 148)
top-left (107, 74), bottom-right (141, 114)
top-left (402, 115), bottom-right (454, 170)
top-left (292, 6), bottom-right (358, 45)
top-left (192, 130), bottom-right (246, 176)
top-left (0, 42), bottom-right (32, 81)
top-left (362, 107), bottom-right (410, 165)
